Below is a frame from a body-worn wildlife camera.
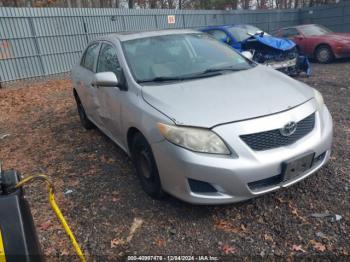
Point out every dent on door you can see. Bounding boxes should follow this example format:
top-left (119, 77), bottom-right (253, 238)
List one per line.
top-left (81, 79), bottom-right (103, 127)
top-left (97, 87), bottom-right (122, 140)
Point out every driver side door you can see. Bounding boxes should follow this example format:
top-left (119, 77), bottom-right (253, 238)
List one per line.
top-left (95, 42), bottom-right (124, 143)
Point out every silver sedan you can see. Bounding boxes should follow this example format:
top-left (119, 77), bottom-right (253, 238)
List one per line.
top-left (71, 30), bottom-right (333, 204)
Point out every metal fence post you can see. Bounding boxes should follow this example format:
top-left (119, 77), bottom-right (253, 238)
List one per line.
top-left (122, 15), bottom-right (127, 31)
top-left (28, 16), bottom-right (46, 76)
top-left (342, 0), bottom-right (346, 33)
top-left (82, 16), bottom-right (89, 44)
top-left (154, 14), bottom-right (158, 29)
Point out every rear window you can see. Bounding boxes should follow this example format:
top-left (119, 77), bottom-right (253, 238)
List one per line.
top-left (228, 25), bottom-right (262, 42)
top-left (299, 25), bottom-right (332, 36)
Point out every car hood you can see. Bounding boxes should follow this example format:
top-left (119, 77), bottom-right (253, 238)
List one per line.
top-left (141, 65), bottom-right (314, 128)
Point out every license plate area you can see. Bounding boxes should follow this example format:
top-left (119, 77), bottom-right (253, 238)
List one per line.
top-left (282, 153), bottom-right (315, 181)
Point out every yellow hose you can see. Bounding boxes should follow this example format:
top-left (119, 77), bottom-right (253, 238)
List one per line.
top-left (16, 174), bottom-right (86, 262)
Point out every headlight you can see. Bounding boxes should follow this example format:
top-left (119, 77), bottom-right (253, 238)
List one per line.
top-left (313, 88), bottom-right (324, 111)
top-left (157, 123), bottom-right (231, 155)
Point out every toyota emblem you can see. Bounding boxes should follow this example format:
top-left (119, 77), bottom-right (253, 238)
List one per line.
top-left (280, 121), bottom-right (297, 137)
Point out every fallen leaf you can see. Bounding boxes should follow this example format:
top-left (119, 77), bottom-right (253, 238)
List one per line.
top-left (60, 249), bottom-right (70, 256)
top-left (288, 201), bottom-right (308, 224)
top-left (214, 219), bottom-right (247, 234)
top-left (38, 221), bottom-right (52, 230)
top-left (292, 244), bottom-right (306, 253)
top-left (111, 238), bottom-right (126, 248)
top-left (264, 234), bottom-right (273, 242)
top-left (222, 244), bottom-right (236, 255)
top-left (43, 246), bottom-right (55, 256)
top-left (310, 240), bottom-right (326, 252)
top-left (154, 237), bottom-right (166, 248)
top-left (112, 197), bottom-right (119, 202)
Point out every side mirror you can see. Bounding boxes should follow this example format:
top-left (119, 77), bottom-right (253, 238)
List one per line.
top-left (295, 35), bottom-right (304, 40)
top-left (92, 72), bottom-right (119, 87)
top-left (241, 51), bottom-right (253, 60)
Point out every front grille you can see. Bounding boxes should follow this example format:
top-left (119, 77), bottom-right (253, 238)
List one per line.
top-left (240, 113), bottom-right (315, 151)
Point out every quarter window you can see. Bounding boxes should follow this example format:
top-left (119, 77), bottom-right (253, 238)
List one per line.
top-left (81, 43), bottom-right (99, 71)
top-left (97, 44), bottom-right (120, 75)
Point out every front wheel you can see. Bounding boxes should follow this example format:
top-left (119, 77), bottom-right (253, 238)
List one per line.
top-left (315, 45), bottom-right (334, 63)
top-left (131, 133), bottom-right (165, 199)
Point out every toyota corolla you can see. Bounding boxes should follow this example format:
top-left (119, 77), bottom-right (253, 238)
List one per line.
top-left (71, 30), bottom-right (333, 204)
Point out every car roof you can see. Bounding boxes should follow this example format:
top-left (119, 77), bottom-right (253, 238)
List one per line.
top-left (94, 29), bottom-right (200, 42)
top-left (281, 24), bottom-right (317, 30)
top-left (202, 24), bottom-right (257, 30)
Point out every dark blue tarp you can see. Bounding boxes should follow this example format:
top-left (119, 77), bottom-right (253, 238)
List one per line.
top-left (246, 35), bottom-right (296, 51)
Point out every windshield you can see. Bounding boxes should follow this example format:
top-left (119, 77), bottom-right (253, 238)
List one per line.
top-left (122, 33), bottom-right (253, 83)
top-left (228, 25), bottom-right (270, 42)
top-left (299, 24), bottom-right (332, 36)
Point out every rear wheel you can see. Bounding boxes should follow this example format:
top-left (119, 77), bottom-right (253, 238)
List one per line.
top-left (131, 133), bottom-right (164, 199)
top-left (74, 92), bottom-right (94, 130)
top-left (315, 45), bottom-right (334, 63)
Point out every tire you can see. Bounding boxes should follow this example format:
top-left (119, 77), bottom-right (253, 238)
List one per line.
top-left (315, 45), bottom-right (334, 63)
top-left (131, 133), bottom-right (164, 199)
top-left (74, 92), bottom-right (94, 130)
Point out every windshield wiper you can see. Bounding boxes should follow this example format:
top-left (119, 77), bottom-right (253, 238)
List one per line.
top-left (201, 66), bottom-right (249, 74)
top-left (138, 76), bottom-right (185, 83)
top-left (138, 66), bottom-right (250, 84)
top-left (138, 71), bottom-right (222, 83)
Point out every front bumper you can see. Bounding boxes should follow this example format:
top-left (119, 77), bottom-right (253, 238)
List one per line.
top-left (334, 45), bottom-right (350, 59)
top-left (263, 56), bottom-right (311, 76)
top-left (152, 100), bottom-right (333, 204)
top-left (264, 58), bottom-right (297, 70)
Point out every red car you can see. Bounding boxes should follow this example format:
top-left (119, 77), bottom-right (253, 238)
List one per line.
top-left (273, 24), bottom-right (350, 63)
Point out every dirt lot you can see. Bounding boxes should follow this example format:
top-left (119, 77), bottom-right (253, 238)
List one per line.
top-left (0, 62), bottom-right (349, 261)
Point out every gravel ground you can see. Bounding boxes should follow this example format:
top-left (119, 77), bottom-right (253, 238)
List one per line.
top-left (0, 62), bottom-right (349, 261)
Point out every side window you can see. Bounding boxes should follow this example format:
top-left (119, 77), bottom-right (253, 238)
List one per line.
top-left (206, 30), bottom-right (228, 42)
top-left (96, 43), bottom-right (120, 75)
top-left (81, 43), bottom-right (99, 71)
top-left (282, 28), bottom-right (299, 38)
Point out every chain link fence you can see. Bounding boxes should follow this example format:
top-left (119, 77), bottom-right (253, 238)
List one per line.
top-left (0, 1), bottom-right (349, 84)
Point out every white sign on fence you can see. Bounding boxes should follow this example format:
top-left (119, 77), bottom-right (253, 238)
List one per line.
top-left (167, 15), bottom-right (176, 24)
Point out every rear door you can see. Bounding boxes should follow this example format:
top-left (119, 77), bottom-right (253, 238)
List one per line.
top-left (74, 42), bottom-right (102, 126)
top-left (95, 42), bottom-right (124, 142)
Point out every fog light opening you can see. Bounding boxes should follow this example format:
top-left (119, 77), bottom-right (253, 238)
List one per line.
top-left (188, 178), bottom-right (218, 193)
